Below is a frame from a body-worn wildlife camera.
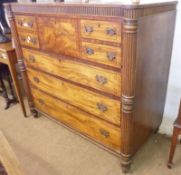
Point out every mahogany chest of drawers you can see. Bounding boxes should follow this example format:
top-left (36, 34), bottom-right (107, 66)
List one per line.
top-left (5, 1), bottom-right (177, 173)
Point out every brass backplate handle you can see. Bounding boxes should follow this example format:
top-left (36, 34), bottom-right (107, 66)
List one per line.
top-left (106, 28), bottom-right (116, 36)
top-left (18, 20), bottom-right (33, 28)
top-left (30, 37), bottom-right (37, 45)
top-left (29, 55), bottom-right (35, 63)
top-left (27, 21), bottom-right (33, 28)
top-left (97, 103), bottom-right (108, 112)
top-left (20, 36), bottom-right (26, 42)
top-left (86, 47), bottom-right (94, 55)
top-left (85, 26), bottom-right (93, 33)
top-left (99, 128), bottom-right (110, 138)
top-left (17, 20), bottom-right (23, 26)
top-left (107, 52), bottom-right (116, 61)
top-left (33, 77), bottom-right (40, 83)
top-left (96, 75), bottom-right (108, 85)
top-left (38, 99), bottom-right (44, 105)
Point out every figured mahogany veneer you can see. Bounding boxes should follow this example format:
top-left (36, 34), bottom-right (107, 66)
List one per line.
top-left (32, 88), bottom-right (121, 152)
top-left (27, 68), bottom-right (120, 125)
top-left (5, 1), bottom-right (177, 173)
top-left (23, 48), bottom-right (121, 96)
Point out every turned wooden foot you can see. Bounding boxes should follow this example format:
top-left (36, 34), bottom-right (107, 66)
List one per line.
top-left (167, 127), bottom-right (180, 169)
top-left (154, 127), bottom-right (159, 134)
top-left (31, 109), bottom-right (39, 118)
top-left (121, 153), bottom-right (132, 173)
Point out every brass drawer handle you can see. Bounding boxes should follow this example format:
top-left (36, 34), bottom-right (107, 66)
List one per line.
top-left (96, 75), bottom-right (107, 85)
top-left (84, 26), bottom-right (93, 33)
top-left (17, 20), bottom-right (23, 26)
top-left (99, 129), bottom-right (110, 138)
top-left (20, 36), bottom-right (37, 45)
top-left (18, 20), bottom-right (33, 28)
top-left (97, 103), bottom-right (108, 112)
top-left (27, 36), bottom-right (37, 45)
top-left (38, 99), bottom-right (44, 105)
top-left (27, 21), bottom-right (33, 28)
top-left (29, 55), bottom-right (35, 63)
top-left (106, 28), bottom-right (116, 36)
top-left (86, 48), bottom-right (94, 55)
top-left (20, 36), bottom-right (26, 42)
top-left (107, 52), bottom-right (116, 61)
top-left (33, 77), bottom-right (40, 83)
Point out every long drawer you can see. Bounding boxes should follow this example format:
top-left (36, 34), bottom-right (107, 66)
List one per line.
top-left (31, 88), bottom-right (121, 153)
top-left (23, 48), bottom-right (121, 97)
top-left (27, 68), bottom-right (120, 125)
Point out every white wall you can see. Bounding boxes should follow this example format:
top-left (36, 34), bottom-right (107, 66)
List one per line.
top-left (159, 0), bottom-right (181, 136)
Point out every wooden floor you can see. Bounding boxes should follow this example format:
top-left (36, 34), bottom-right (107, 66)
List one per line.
top-left (0, 130), bottom-right (25, 175)
top-left (0, 97), bottom-right (181, 175)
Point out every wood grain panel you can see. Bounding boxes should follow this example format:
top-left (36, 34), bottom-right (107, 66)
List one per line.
top-left (81, 42), bottom-right (121, 68)
top-left (31, 88), bottom-right (121, 153)
top-left (27, 68), bottom-right (120, 125)
top-left (38, 17), bottom-right (79, 58)
top-left (15, 15), bottom-right (37, 32)
top-left (0, 131), bottom-right (26, 175)
top-left (81, 20), bottom-right (121, 43)
top-left (18, 32), bottom-right (39, 49)
top-left (23, 48), bottom-right (121, 97)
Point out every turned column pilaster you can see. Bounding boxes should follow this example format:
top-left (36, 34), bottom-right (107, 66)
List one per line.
top-left (121, 18), bottom-right (138, 173)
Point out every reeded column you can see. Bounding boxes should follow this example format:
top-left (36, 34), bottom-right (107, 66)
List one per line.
top-left (4, 4), bottom-right (38, 117)
top-left (121, 18), bottom-right (138, 173)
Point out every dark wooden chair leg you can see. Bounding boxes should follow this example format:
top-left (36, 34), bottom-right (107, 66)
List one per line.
top-left (7, 74), bottom-right (16, 100)
top-left (167, 127), bottom-right (180, 169)
top-left (0, 77), bottom-right (10, 110)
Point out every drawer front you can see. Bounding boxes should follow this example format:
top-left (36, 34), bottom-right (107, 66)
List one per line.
top-left (38, 17), bottom-right (79, 58)
top-left (15, 15), bottom-right (37, 31)
top-left (31, 88), bottom-right (121, 153)
top-left (27, 68), bottom-right (120, 125)
top-left (23, 48), bottom-right (121, 97)
top-left (81, 20), bottom-right (121, 43)
top-left (82, 42), bottom-right (121, 68)
top-left (19, 32), bottom-right (39, 49)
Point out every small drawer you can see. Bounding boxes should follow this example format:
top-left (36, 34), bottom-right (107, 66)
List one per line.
top-left (19, 32), bottom-right (39, 49)
top-left (81, 20), bottom-right (121, 43)
top-left (82, 42), bottom-right (121, 68)
top-left (23, 48), bottom-right (121, 96)
top-left (31, 88), bottom-right (121, 153)
top-left (27, 68), bottom-right (121, 125)
top-left (15, 15), bottom-right (37, 31)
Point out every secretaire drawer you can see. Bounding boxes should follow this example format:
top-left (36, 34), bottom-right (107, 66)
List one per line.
top-left (27, 68), bottom-right (120, 125)
top-left (80, 20), bottom-right (121, 43)
top-left (81, 42), bottom-right (121, 68)
top-left (15, 15), bottom-right (37, 31)
top-left (19, 32), bottom-right (39, 49)
top-left (31, 88), bottom-right (121, 153)
top-left (23, 48), bottom-right (121, 97)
